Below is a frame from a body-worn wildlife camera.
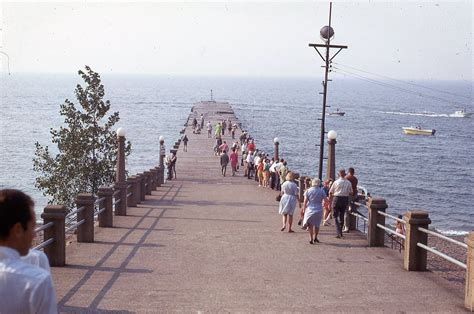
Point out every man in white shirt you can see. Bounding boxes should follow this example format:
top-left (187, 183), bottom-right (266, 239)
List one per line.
top-left (0, 189), bottom-right (57, 314)
top-left (328, 169), bottom-right (353, 239)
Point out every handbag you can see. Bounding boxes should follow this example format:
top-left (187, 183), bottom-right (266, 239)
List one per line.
top-left (275, 194), bottom-right (282, 202)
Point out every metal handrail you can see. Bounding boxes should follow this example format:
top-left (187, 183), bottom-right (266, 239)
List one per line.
top-left (145, 183), bottom-right (149, 187)
top-left (65, 219), bottom-right (86, 233)
top-left (113, 198), bottom-right (121, 206)
top-left (127, 184), bottom-right (132, 190)
top-left (113, 189), bottom-right (121, 197)
top-left (94, 197), bottom-right (106, 205)
top-left (417, 242), bottom-right (466, 269)
top-left (378, 210), bottom-right (405, 224)
top-left (67, 206), bottom-right (85, 218)
top-left (377, 223), bottom-right (406, 240)
top-left (418, 227), bottom-right (467, 249)
top-left (127, 192), bottom-right (133, 197)
top-left (34, 221), bottom-right (54, 234)
top-left (33, 238), bottom-right (55, 251)
top-left (96, 206), bottom-right (107, 215)
top-left (351, 211), bottom-right (368, 222)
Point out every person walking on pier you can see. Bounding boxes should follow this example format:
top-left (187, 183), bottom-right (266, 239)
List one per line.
top-left (322, 179), bottom-right (333, 226)
top-left (192, 117), bottom-right (198, 130)
top-left (343, 167), bottom-right (359, 232)
top-left (214, 122), bottom-right (222, 138)
top-left (230, 148), bottom-right (238, 176)
top-left (0, 189), bottom-right (58, 313)
top-left (220, 150), bottom-right (229, 176)
top-left (278, 172), bottom-right (300, 233)
top-left (167, 152), bottom-right (177, 180)
top-left (221, 120), bottom-right (227, 136)
top-left (329, 169), bottom-right (353, 238)
top-left (200, 114), bottom-right (205, 129)
top-left (246, 151), bottom-right (255, 179)
top-left (301, 178), bottom-right (328, 244)
top-left (207, 121), bottom-right (212, 138)
top-left (182, 134), bottom-right (189, 152)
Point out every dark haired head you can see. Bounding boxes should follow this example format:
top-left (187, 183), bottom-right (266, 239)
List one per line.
top-left (0, 189), bottom-right (34, 240)
top-left (348, 167), bottom-right (355, 174)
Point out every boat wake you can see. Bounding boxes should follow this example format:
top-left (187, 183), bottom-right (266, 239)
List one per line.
top-left (378, 111), bottom-right (451, 118)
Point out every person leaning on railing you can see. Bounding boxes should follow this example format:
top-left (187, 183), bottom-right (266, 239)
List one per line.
top-left (0, 189), bottom-right (57, 313)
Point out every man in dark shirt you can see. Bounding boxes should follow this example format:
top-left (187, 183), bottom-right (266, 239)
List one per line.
top-left (343, 167), bottom-right (358, 232)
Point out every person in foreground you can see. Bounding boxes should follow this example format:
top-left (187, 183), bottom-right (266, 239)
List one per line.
top-left (0, 189), bottom-right (57, 313)
top-left (278, 172), bottom-right (300, 233)
top-left (301, 178), bottom-right (328, 244)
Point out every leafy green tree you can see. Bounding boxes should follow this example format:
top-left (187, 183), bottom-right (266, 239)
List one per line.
top-left (33, 66), bottom-right (131, 210)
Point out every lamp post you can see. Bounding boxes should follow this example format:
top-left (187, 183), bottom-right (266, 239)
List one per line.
top-left (273, 137), bottom-right (280, 161)
top-left (326, 130), bottom-right (337, 181)
top-left (115, 128), bottom-right (127, 216)
top-left (159, 135), bottom-right (165, 184)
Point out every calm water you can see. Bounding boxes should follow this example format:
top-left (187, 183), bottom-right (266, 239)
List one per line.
top-left (1, 73), bottom-right (472, 235)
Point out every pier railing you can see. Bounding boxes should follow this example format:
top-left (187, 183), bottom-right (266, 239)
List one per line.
top-left (292, 173), bottom-right (472, 310)
top-left (33, 164), bottom-right (165, 267)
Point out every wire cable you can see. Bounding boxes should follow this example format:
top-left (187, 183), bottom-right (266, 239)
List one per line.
top-left (333, 62), bottom-right (470, 100)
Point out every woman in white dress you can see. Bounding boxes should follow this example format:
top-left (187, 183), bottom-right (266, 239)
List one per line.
top-left (301, 178), bottom-right (328, 244)
top-left (278, 172), bottom-right (301, 232)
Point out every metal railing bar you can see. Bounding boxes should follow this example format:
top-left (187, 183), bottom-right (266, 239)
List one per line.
top-left (351, 212), bottom-right (368, 222)
top-left (33, 238), bottom-right (55, 251)
top-left (113, 198), bottom-right (121, 206)
top-left (127, 184), bottom-right (132, 190)
top-left (127, 192), bottom-right (132, 197)
top-left (96, 206), bottom-right (107, 215)
top-left (417, 242), bottom-right (467, 269)
top-left (378, 211), bottom-right (406, 224)
top-left (67, 206), bottom-right (85, 218)
top-left (113, 190), bottom-right (121, 197)
top-left (34, 221), bottom-right (54, 234)
top-left (418, 227), bottom-right (467, 249)
top-left (94, 197), bottom-right (106, 205)
top-left (65, 219), bottom-right (86, 233)
top-left (354, 201), bottom-right (368, 209)
top-left (376, 223), bottom-right (406, 240)
top-left (145, 183), bottom-right (149, 187)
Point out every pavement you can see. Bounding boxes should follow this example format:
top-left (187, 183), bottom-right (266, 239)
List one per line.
top-left (51, 101), bottom-right (467, 313)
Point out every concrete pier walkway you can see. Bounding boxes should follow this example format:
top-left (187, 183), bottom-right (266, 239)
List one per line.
top-left (52, 102), bottom-right (466, 312)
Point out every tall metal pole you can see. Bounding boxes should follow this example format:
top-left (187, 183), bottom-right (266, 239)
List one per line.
top-left (318, 3), bottom-right (333, 181)
top-left (309, 2), bottom-right (347, 180)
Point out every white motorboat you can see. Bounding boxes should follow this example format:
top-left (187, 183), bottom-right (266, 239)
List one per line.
top-left (402, 127), bottom-right (436, 136)
top-left (328, 109), bottom-right (345, 116)
top-left (449, 109), bottom-right (472, 118)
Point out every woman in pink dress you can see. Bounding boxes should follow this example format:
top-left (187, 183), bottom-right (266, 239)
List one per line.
top-left (229, 148), bottom-right (239, 176)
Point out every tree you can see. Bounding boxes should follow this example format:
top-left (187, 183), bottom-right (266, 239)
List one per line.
top-left (33, 66), bottom-right (131, 210)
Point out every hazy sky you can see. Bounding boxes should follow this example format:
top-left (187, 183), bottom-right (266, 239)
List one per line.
top-left (1, 1), bottom-right (472, 80)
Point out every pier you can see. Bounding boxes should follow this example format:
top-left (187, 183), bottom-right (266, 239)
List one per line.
top-left (41, 102), bottom-right (471, 312)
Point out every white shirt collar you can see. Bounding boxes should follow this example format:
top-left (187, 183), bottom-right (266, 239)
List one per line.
top-left (0, 246), bottom-right (21, 260)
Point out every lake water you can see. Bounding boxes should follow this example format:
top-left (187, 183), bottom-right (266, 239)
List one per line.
top-left (1, 73), bottom-right (472, 235)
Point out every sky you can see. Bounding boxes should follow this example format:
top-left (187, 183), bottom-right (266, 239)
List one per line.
top-left (0, 1), bottom-right (472, 80)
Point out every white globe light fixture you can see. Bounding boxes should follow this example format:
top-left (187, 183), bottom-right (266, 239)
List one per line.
top-left (327, 130), bottom-right (337, 140)
top-left (116, 128), bottom-right (126, 137)
top-left (273, 137), bottom-right (280, 144)
top-left (159, 135), bottom-right (165, 142)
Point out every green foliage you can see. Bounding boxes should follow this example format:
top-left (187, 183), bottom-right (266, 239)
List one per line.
top-left (33, 66), bottom-right (131, 210)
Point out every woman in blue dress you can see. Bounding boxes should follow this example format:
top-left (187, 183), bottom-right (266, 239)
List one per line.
top-left (301, 178), bottom-right (328, 244)
top-left (278, 172), bottom-right (301, 232)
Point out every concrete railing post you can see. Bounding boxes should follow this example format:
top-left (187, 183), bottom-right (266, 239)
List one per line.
top-left (41, 205), bottom-right (66, 267)
top-left (114, 183), bottom-right (127, 216)
top-left (298, 176), bottom-right (305, 202)
top-left (143, 171), bottom-right (151, 195)
top-left (126, 177), bottom-right (137, 207)
top-left (368, 197), bottom-right (387, 247)
top-left (139, 173), bottom-right (146, 201)
top-left (131, 175), bottom-right (141, 205)
top-left (403, 210), bottom-right (431, 271)
top-left (75, 193), bottom-right (95, 243)
top-left (150, 168), bottom-right (158, 190)
top-left (98, 187), bottom-right (114, 227)
top-left (155, 166), bottom-right (162, 187)
top-left (274, 140), bottom-right (279, 161)
top-left (465, 231), bottom-right (474, 311)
